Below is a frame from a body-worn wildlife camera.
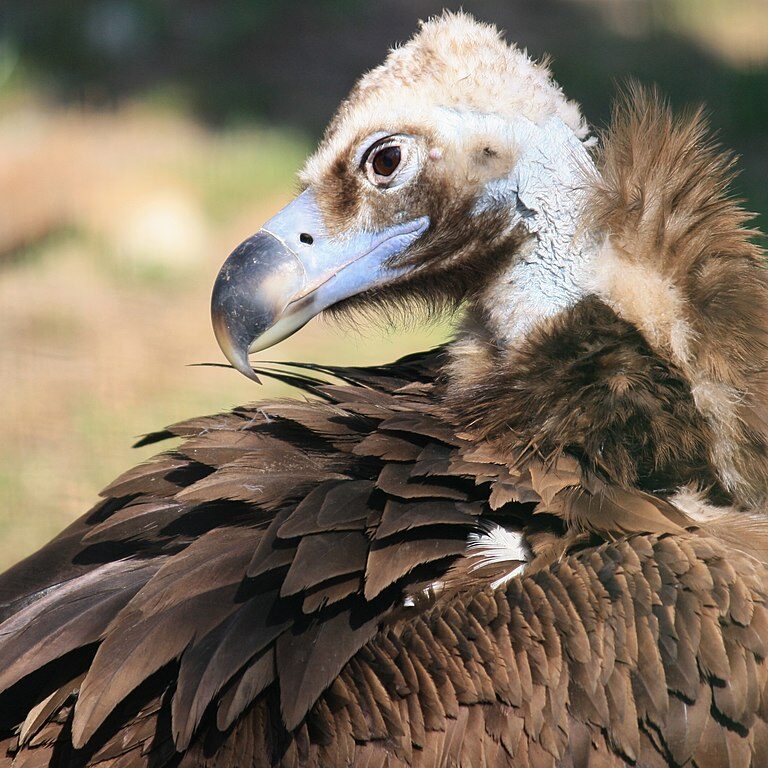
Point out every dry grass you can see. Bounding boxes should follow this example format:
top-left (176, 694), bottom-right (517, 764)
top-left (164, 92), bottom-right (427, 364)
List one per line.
top-left (0, 96), bottom-right (450, 570)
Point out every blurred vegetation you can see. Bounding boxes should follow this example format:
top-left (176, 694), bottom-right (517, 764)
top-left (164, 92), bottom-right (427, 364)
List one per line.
top-left (0, 0), bottom-right (766, 569)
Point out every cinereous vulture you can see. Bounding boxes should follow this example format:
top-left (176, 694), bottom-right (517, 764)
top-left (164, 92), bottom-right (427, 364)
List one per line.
top-left (2, 11), bottom-right (768, 768)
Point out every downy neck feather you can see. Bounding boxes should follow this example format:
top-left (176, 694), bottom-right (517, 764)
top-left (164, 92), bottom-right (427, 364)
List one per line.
top-left (475, 115), bottom-right (598, 343)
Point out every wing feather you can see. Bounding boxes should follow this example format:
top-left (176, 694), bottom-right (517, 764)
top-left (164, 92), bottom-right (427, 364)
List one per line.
top-left (4, 347), bottom-right (768, 768)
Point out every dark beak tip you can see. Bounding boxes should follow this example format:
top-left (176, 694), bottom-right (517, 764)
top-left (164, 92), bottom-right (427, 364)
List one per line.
top-left (210, 231), bottom-right (302, 382)
top-left (239, 367), bottom-right (262, 384)
top-left (210, 311), bottom-right (262, 384)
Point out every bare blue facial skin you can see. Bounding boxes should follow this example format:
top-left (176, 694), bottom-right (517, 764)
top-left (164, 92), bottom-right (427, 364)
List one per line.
top-left (212, 189), bottom-right (429, 379)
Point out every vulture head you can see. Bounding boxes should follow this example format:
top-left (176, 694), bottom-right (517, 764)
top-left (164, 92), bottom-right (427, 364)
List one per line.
top-left (212, 12), bottom-right (594, 377)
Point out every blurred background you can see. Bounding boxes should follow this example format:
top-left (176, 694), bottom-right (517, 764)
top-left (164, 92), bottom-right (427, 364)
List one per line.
top-left (0, 0), bottom-right (766, 569)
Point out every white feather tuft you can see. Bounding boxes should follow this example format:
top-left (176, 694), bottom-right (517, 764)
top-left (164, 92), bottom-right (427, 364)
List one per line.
top-left (466, 522), bottom-right (528, 590)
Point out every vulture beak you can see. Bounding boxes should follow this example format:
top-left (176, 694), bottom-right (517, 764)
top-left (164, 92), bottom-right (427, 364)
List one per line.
top-left (211, 190), bottom-right (429, 380)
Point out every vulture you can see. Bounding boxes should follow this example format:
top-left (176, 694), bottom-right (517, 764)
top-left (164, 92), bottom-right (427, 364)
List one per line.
top-left (3, 11), bottom-right (768, 768)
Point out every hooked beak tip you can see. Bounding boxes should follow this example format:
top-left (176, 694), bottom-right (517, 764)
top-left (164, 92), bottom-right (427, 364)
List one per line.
top-left (211, 312), bottom-right (262, 383)
top-left (210, 228), bottom-right (303, 383)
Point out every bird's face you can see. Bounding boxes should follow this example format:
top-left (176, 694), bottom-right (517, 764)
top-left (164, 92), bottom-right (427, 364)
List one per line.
top-left (211, 15), bottom-right (587, 379)
top-left (211, 107), bottom-right (542, 379)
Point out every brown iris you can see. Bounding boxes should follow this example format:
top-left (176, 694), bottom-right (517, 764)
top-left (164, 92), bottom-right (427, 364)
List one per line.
top-left (371, 145), bottom-right (401, 177)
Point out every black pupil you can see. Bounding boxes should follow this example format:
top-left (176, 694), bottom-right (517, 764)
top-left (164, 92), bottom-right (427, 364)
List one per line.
top-left (372, 145), bottom-right (401, 177)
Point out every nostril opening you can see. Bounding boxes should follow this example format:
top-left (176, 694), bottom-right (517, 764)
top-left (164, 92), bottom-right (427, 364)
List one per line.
top-left (299, 233), bottom-right (314, 245)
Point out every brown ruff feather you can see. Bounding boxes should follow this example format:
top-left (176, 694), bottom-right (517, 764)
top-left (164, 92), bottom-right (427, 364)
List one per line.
top-left (447, 296), bottom-right (722, 495)
top-left (588, 87), bottom-right (768, 506)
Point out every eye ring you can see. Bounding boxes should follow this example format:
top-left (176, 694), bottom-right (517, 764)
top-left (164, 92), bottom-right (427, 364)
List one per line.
top-left (362, 137), bottom-right (408, 187)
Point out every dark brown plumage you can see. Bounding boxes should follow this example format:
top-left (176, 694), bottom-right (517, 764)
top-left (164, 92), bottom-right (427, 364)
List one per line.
top-left (446, 295), bottom-right (721, 494)
top-left (3, 13), bottom-right (768, 768)
top-left (2, 353), bottom-right (768, 767)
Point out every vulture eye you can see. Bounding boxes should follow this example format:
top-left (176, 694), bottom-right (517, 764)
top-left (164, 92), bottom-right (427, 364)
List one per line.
top-left (372, 145), bottom-right (401, 176)
top-left (363, 138), bottom-right (408, 187)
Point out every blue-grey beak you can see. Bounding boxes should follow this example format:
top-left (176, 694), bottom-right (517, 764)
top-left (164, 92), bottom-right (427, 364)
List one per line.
top-left (211, 190), bottom-right (429, 380)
